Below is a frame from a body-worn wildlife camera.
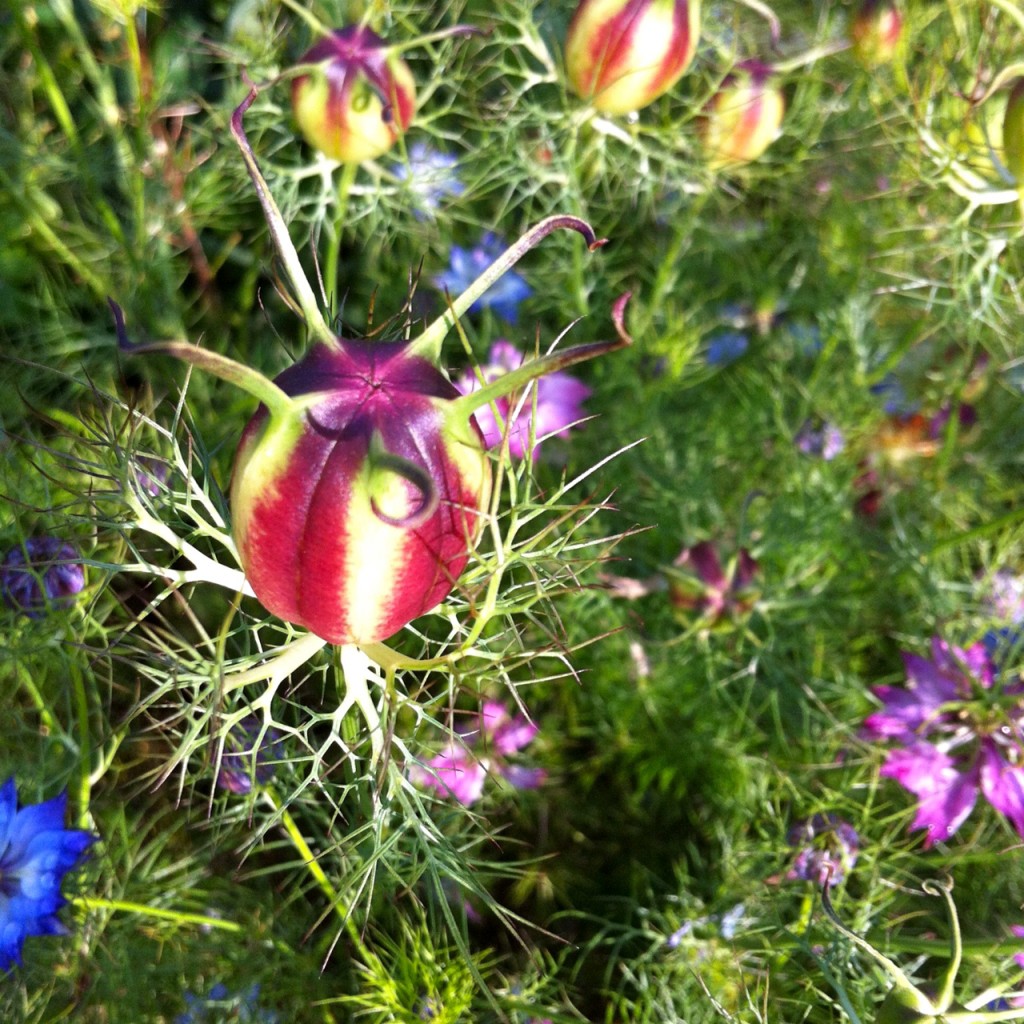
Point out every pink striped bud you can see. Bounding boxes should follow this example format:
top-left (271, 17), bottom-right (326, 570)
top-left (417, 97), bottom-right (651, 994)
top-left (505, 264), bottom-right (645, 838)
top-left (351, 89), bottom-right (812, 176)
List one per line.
top-left (1004, 78), bottom-right (1024, 186)
top-left (565, 0), bottom-right (701, 114)
top-left (850, 0), bottom-right (902, 68)
top-left (701, 61), bottom-right (784, 169)
top-left (291, 25), bottom-right (416, 164)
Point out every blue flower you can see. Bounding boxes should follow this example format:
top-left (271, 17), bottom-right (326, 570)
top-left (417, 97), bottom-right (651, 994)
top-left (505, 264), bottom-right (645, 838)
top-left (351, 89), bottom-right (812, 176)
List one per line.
top-left (391, 143), bottom-right (464, 218)
top-left (1, 537), bottom-right (86, 618)
top-left (704, 330), bottom-right (749, 366)
top-left (0, 778), bottom-right (95, 972)
top-left (433, 233), bottom-right (532, 323)
top-left (177, 983), bottom-right (278, 1024)
top-left (870, 373), bottom-right (919, 416)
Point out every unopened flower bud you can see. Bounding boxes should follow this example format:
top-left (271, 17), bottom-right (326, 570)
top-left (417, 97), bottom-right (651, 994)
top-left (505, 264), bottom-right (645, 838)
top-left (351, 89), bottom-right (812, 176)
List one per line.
top-left (291, 25), bottom-right (416, 163)
top-left (701, 61), bottom-right (784, 169)
top-left (565, 0), bottom-right (701, 114)
top-left (850, 0), bottom-right (902, 68)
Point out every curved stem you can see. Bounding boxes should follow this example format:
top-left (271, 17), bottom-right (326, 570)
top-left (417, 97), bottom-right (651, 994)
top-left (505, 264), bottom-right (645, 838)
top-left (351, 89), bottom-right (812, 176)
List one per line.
top-left (411, 215), bottom-right (608, 363)
top-left (450, 291), bottom-right (632, 419)
top-left (110, 300), bottom-right (297, 419)
top-left (73, 896), bottom-right (243, 933)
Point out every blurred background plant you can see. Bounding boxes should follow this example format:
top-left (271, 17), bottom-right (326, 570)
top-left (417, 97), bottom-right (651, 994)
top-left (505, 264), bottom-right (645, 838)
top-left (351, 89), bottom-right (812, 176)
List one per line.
top-left (3, 0), bottom-right (1024, 1021)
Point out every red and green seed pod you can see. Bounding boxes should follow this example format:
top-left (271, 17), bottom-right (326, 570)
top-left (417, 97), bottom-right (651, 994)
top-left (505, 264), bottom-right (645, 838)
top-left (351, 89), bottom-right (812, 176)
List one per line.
top-left (850, 0), bottom-right (902, 68)
top-left (229, 339), bottom-right (491, 645)
top-left (700, 61), bottom-right (784, 169)
top-left (291, 25), bottom-right (416, 164)
top-left (565, 0), bottom-right (701, 115)
top-left (1003, 78), bottom-right (1024, 186)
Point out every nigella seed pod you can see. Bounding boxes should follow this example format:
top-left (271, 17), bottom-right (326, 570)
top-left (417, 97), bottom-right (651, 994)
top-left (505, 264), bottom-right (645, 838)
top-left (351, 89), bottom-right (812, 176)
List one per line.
top-left (1003, 78), bottom-right (1024, 186)
top-left (291, 25), bottom-right (416, 164)
top-left (701, 61), bottom-right (784, 169)
top-left (565, 0), bottom-right (701, 115)
top-left (113, 87), bottom-right (632, 647)
top-left (850, 0), bottom-right (902, 68)
top-left (229, 340), bottom-right (492, 645)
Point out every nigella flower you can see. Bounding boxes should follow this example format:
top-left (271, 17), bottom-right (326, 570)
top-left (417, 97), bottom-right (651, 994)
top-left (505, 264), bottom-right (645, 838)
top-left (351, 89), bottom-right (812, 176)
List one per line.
top-left (0, 778), bottom-right (95, 972)
top-left (666, 540), bottom-right (760, 629)
top-left (391, 143), bottom-right (464, 217)
top-left (433, 233), bottom-right (532, 322)
top-left (413, 700), bottom-right (546, 806)
top-left (214, 716), bottom-right (284, 795)
top-left (177, 982), bottom-right (278, 1024)
top-left (454, 340), bottom-right (592, 459)
top-left (1, 537), bottom-right (85, 618)
top-left (704, 330), bottom-right (749, 366)
top-left (795, 418), bottom-right (845, 460)
top-left (785, 814), bottom-right (859, 886)
top-left (862, 636), bottom-right (1024, 846)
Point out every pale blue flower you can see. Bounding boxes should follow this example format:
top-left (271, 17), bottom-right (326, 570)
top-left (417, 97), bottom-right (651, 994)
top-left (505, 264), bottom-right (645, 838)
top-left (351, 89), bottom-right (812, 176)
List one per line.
top-left (392, 143), bottom-right (463, 217)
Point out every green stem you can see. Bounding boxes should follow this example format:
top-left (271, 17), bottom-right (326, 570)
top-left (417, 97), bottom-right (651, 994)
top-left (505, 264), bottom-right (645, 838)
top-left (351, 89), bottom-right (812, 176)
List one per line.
top-left (231, 86), bottom-right (337, 349)
top-left (12, 659), bottom-right (60, 735)
top-left (222, 632), bottom-right (329, 693)
top-left (73, 897), bottom-right (242, 933)
top-left (324, 160), bottom-right (358, 318)
top-left (263, 787), bottom-right (374, 962)
top-left (69, 660), bottom-right (92, 830)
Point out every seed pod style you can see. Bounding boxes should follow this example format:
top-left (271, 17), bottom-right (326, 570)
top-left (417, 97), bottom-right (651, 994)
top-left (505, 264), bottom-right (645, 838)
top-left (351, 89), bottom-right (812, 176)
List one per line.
top-left (114, 88), bottom-right (631, 647)
top-left (565, 0), bottom-right (701, 115)
top-left (850, 0), bottom-right (902, 68)
top-left (1003, 78), bottom-right (1024, 186)
top-left (291, 25), bottom-right (415, 163)
top-left (701, 61), bottom-right (784, 169)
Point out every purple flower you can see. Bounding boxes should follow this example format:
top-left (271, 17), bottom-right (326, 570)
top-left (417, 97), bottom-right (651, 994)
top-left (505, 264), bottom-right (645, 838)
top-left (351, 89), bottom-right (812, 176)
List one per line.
top-left (785, 813), bottom-right (860, 886)
top-left (433, 233), bottom-right (532, 322)
top-left (413, 700), bottom-right (546, 806)
top-left (705, 330), bottom-right (749, 366)
top-left (391, 143), bottom-right (464, 217)
top-left (1, 537), bottom-right (85, 618)
top-left (795, 419), bottom-right (845, 460)
top-left (214, 716), bottom-right (284, 795)
top-left (862, 636), bottom-right (1024, 846)
top-left (0, 778), bottom-right (96, 971)
top-left (454, 340), bottom-right (592, 459)
top-left (177, 983), bottom-right (278, 1024)
top-left (667, 540), bottom-right (760, 627)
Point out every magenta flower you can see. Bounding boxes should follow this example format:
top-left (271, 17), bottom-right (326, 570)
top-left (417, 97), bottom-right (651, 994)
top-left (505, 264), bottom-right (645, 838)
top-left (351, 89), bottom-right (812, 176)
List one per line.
top-left (666, 540), bottom-right (759, 627)
top-left (785, 814), bottom-right (860, 886)
top-left (862, 636), bottom-right (1024, 846)
top-left (455, 341), bottom-right (592, 460)
top-left (413, 700), bottom-right (546, 805)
